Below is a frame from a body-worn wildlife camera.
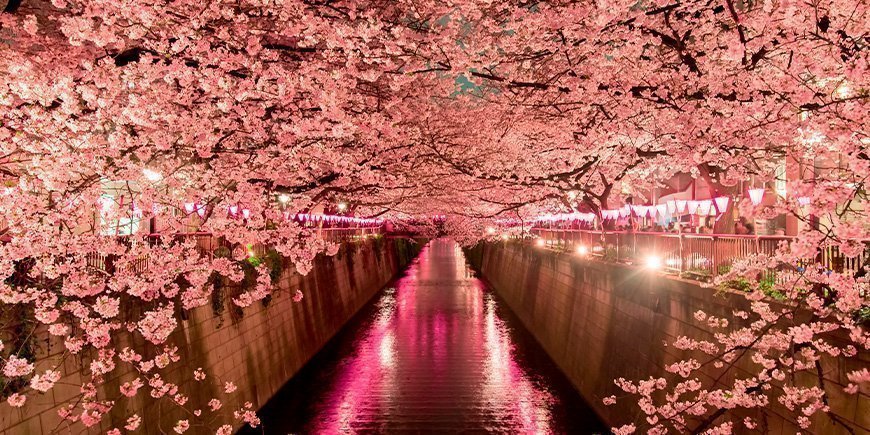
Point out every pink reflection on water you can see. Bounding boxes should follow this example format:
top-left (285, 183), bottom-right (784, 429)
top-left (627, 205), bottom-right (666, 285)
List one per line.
top-left (308, 239), bottom-right (557, 433)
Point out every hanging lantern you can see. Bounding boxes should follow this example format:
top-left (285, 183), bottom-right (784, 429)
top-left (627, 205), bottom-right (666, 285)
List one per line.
top-left (676, 200), bottom-right (688, 214)
top-left (229, 205), bottom-right (238, 216)
top-left (697, 200), bottom-right (712, 215)
top-left (748, 188), bottom-right (765, 205)
top-left (656, 204), bottom-right (668, 217)
top-left (713, 196), bottom-right (729, 214)
top-left (687, 200), bottom-right (700, 214)
top-left (183, 202), bottom-right (195, 214)
top-left (196, 204), bottom-right (206, 218)
top-left (667, 200), bottom-right (677, 214)
top-left (242, 209), bottom-right (251, 219)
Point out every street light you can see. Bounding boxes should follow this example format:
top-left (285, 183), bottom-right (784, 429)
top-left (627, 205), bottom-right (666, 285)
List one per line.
top-left (576, 245), bottom-right (588, 256)
top-left (535, 239), bottom-right (546, 247)
top-left (645, 255), bottom-right (662, 270)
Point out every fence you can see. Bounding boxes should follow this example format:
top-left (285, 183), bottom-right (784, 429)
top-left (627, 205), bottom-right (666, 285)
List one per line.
top-left (531, 229), bottom-right (868, 280)
top-left (86, 227), bottom-right (383, 274)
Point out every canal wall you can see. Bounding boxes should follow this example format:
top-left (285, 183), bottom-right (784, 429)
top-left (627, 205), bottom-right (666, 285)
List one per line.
top-left (466, 241), bottom-right (869, 434)
top-left (1, 237), bottom-right (419, 434)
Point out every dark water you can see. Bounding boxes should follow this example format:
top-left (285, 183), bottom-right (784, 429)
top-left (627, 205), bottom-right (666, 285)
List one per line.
top-left (245, 239), bottom-right (606, 434)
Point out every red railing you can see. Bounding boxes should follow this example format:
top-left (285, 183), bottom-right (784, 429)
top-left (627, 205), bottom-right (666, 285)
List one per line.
top-left (531, 229), bottom-right (868, 280)
top-left (86, 227), bottom-right (383, 274)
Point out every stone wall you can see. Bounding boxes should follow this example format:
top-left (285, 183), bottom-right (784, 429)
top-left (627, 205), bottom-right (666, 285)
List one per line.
top-left (466, 241), bottom-right (868, 434)
top-left (0, 237), bottom-right (419, 434)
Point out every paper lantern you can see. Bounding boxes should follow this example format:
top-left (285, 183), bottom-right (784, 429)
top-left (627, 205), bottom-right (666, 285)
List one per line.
top-left (676, 200), bottom-right (687, 213)
top-left (748, 188), bottom-right (765, 205)
top-left (656, 204), bottom-right (668, 217)
top-left (713, 196), bottom-right (729, 213)
top-left (242, 209), bottom-right (251, 219)
top-left (229, 205), bottom-right (238, 216)
top-left (183, 202), bottom-right (195, 213)
top-left (697, 200), bottom-right (712, 215)
top-left (196, 204), bottom-right (206, 218)
top-left (687, 201), bottom-right (699, 214)
top-left (667, 200), bottom-right (677, 214)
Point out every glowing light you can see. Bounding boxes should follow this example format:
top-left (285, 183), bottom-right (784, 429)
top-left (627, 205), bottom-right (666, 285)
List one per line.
top-left (748, 188), bottom-right (765, 205)
top-left (576, 245), bottom-right (588, 256)
top-left (337, 202), bottom-right (348, 212)
top-left (501, 234), bottom-right (509, 240)
top-left (183, 202), bottom-right (195, 213)
top-left (142, 168), bottom-right (162, 182)
top-left (486, 227), bottom-right (496, 235)
top-left (645, 255), bottom-right (662, 269)
top-left (278, 194), bottom-right (290, 204)
top-left (535, 239), bottom-right (546, 247)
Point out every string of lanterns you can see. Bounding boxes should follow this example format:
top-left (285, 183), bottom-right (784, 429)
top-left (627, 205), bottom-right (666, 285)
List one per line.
top-left (180, 202), bottom-right (383, 226)
top-left (530, 187), bottom-right (810, 224)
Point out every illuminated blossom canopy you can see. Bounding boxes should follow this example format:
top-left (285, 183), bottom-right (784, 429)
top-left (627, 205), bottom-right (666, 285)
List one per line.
top-left (0, 0), bottom-right (867, 433)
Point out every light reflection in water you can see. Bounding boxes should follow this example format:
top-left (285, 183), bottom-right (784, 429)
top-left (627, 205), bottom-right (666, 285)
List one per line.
top-left (251, 239), bottom-right (605, 434)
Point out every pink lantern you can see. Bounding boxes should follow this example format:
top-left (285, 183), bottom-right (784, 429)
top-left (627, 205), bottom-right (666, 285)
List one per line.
top-left (687, 200), bottom-right (699, 214)
top-left (666, 200), bottom-right (677, 214)
top-left (676, 200), bottom-right (687, 214)
top-left (748, 188), bottom-right (765, 205)
top-left (713, 196), bottom-right (729, 214)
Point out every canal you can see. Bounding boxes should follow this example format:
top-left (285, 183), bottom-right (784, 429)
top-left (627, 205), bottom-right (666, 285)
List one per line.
top-left (244, 239), bottom-right (606, 434)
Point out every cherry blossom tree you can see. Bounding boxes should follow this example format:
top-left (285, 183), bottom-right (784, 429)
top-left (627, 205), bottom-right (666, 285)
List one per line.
top-left (0, 0), bottom-right (866, 432)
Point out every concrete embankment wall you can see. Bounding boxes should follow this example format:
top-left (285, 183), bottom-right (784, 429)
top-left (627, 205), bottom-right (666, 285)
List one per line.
top-left (466, 241), bottom-right (868, 434)
top-left (1, 237), bottom-right (419, 434)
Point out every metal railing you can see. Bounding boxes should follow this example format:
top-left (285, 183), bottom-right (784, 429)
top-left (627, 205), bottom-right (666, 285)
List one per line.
top-left (86, 226), bottom-right (383, 274)
top-left (531, 229), bottom-right (868, 280)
